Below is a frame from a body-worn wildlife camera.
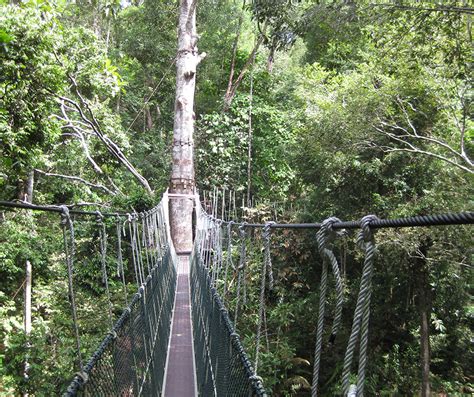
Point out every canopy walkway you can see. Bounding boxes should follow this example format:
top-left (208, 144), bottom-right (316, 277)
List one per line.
top-left (0, 195), bottom-right (472, 397)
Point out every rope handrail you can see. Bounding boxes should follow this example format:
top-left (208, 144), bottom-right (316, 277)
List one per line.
top-left (0, 200), bottom-right (129, 217)
top-left (3, 199), bottom-right (472, 228)
top-left (0, 199), bottom-right (165, 218)
top-left (202, 211), bottom-right (474, 229)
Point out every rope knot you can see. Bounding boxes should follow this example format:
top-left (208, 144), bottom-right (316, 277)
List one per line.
top-left (357, 214), bottom-right (378, 247)
top-left (317, 217), bottom-right (342, 251)
top-left (263, 221), bottom-right (275, 240)
top-left (239, 222), bottom-right (247, 238)
top-left (60, 205), bottom-right (71, 226)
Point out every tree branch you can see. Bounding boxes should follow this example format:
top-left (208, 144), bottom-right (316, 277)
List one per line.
top-left (223, 23), bottom-right (266, 110)
top-left (34, 169), bottom-right (116, 195)
top-left (48, 54), bottom-right (153, 194)
top-left (57, 92), bottom-right (153, 193)
top-left (382, 148), bottom-right (474, 174)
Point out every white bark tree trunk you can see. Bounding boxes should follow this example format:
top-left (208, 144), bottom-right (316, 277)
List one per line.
top-left (170, 0), bottom-right (205, 253)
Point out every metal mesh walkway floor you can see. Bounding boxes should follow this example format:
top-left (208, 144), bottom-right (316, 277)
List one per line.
top-left (163, 255), bottom-right (197, 397)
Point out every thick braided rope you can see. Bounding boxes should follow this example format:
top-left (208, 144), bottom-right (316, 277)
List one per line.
top-left (341, 215), bottom-right (378, 396)
top-left (97, 212), bottom-right (114, 331)
top-left (60, 206), bottom-right (84, 372)
top-left (234, 223), bottom-right (247, 327)
top-left (263, 222), bottom-right (275, 290)
top-left (312, 217), bottom-right (342, 397)
top-left (116, 216), bottom-right (128, 305)
top-left (355, 215), bottom-right (378, 396)
top-left (223, 221), bottom-right (235, 301)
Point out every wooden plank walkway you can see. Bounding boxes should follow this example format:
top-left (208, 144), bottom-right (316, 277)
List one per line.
top-left (163, 255), bottom-right (197, 396)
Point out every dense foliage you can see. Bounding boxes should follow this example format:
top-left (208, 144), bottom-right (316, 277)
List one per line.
top-left (0, 0), bottom-right (472, 395)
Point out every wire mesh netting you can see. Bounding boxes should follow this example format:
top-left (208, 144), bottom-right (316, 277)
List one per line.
top-left (190, 249), bottom-right (267, 396)
top-left (64, 248), bottom-right (176, 396)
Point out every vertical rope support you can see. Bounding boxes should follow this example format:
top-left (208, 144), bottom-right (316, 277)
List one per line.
top-left (341, 215), bottom-right (378, 397)
top-left (133, 214), bottom-right (146, 283)
top-left (234, 223), bottom-right (247, 327)
top-left (97, 212), bottom-right (114, 331)
top-left (255, 223), bottom-right (272, 373)
top-left (116, 215), bottom-right (128, 305)
top-left (223, 221), bottom-right (235, 301)
top-left (263, 222), bottom-right (275, 290)
top-left (60, 206), bottom-right (84, 373)
top-left (128, 214), bottom-right (140, 287)
top-left (215, 220), bottom-right (224, 285)
top-left (141, 214), bottom-right (151, 275)
top-left (311, 217), bottom-right (343, 397)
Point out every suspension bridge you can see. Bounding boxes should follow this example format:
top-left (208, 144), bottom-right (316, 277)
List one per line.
top-left (0, 194), bottom-right (472, 397)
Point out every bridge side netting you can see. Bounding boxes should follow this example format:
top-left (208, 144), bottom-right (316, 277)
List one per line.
top-left (190, 202), bottom-right (267, 397)
top-left (64, 198), bottom-right (177, 396)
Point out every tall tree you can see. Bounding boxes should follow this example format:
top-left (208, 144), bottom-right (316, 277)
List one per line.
top-left (169, 0), bottom-right (205, 252)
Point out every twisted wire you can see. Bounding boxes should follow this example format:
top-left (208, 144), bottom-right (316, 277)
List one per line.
top-left (342, 215), bottom-right (378, 396)
top-left (312, 217), bottom-right (343, 397)
top-left (60, 206), bottom-right (84, 372)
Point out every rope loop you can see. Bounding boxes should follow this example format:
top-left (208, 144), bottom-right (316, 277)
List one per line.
top-left (312, 216), bottom-right (346, 397)
top-left (357, 214), bottom-right (378, 248)
top-left (59, 207), bottom-right (84, 373)
top-left (342, 214), bottom-right (379, 397)
top-left (317, 217), bottom-right (342, 250)
top-left (262, 221), bottom-right (275, 240)
top-left (60, 205), bottom-right (71, 226)
top-left (239, 222), bottom-right (247, 238)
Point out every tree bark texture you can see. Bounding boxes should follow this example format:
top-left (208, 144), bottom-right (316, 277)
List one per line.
top-left (170, 0), bottom-right (204, 253)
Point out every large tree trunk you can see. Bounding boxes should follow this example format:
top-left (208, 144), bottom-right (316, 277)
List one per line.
top-left (169, 0), bottom-right (204, 253)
